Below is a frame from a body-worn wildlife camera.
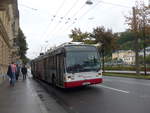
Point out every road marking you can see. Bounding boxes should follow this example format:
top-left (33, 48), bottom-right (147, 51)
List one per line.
top-left (98, 85), bottom-right (130, 94)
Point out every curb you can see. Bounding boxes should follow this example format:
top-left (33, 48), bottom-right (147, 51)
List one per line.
top-left (29, 79), bottom-right (49, 113)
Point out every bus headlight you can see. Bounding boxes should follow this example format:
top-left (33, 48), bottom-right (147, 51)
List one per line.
top-left (65, 76), bottom-right (74, 81)
top-left (96, 72), bottom-right (102, 77)
top-left (67, 76), bottom-right (71, 80)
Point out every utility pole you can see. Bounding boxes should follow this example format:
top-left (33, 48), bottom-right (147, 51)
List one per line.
top-left (142, 14), bottom-right (147, 75)
top-left (133, 7), bottom-right (140, 75)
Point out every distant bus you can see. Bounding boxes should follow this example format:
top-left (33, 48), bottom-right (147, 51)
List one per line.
top-left (31, 42), bottom-right (103, 88)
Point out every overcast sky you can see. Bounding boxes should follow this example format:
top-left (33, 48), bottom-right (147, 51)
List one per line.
top-left (18, 0), bottom-right (149, 59)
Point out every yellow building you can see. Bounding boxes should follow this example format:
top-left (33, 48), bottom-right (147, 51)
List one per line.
top-left (112, 50), bottom-right (135, 65)
top-left (0, 0), bottom-right (19, 83)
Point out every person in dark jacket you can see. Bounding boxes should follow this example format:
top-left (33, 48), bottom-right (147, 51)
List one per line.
top-left (21, 65), bottom-right (27, 80)
top-left (16, 64), bottom-right (20, 81)
top-left (7, 62), bottom-right (17, 86)
top-left (7, 65), bottom-right (13, 85)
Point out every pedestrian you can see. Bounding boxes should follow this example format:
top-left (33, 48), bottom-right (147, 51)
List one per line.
top-left (16, 64), bottom-right (20, 81)
top-left (7, 62), bottom-right (17, 86)
top-left (21, 64), bottom-right (27, 80)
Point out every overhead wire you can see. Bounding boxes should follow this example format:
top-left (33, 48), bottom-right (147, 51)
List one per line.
top-left (53, 0), bottom-right (81, 32)
top-left (63, 0), bottom-right (101, 32)
top-left (98, 0), bottom-right (131, 8)
top-left (22, 0), bottom-right (133, 41)
top-left (19, 4), bottom-right (38, 11)
top-left (61, 0), bottom-right (132, 33)
top-left (50, 0), bottom-right (81, 36)
top-left (56, 1), bottom-right (87, 33)
top-left (41, 0), bottom-right (67, 40)
top-left (38, 0), bottom-right (67, 52)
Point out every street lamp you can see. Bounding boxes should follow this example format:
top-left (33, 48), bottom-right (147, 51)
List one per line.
top-left (85, 0), bottom-right (93, 5)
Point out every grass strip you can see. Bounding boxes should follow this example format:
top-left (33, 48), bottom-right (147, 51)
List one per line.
top-left (103, 72), bottom-right (150, 80)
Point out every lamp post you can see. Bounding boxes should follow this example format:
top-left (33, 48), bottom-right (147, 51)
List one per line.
top-left (142, 13), bottom-right (147, 75)
top-left (85, 0), bottom-right (93, 5)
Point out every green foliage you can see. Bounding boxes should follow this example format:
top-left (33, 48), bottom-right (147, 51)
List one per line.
top-left (105, 66), bottom-right (136, 71)
top-left (116, 30), bottom-right (150, 51)
top-left (120, 41), bottom-right (134, 50)
top-left (105, 65), bottom-right (150, 71)
top-left (69, 27), bottom-right (118, 54)
top-left (69, 28), bottom-right (92, 43)
top-left (116, 31), bottom-right (134, 50)
top-left (16, 28), bottom-right (29, 64)
top-left (117, 31), bottom-right (134, 44)
top-left (91, 26), bottom-right (118, 55)
top-left (146, 55), bottom-right (150, 64)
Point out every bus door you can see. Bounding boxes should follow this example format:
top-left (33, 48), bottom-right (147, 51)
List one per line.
top-left (56, 54), bottom-right (64, 86)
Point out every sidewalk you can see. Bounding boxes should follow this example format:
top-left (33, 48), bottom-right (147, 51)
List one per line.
top-left (0, 76), bottom-right (67, 113)
top-left (0, 74), bottom-right (5, 84)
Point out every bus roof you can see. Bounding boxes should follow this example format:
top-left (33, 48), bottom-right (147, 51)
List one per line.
top-left (33, 42), bottom-right (97, 61)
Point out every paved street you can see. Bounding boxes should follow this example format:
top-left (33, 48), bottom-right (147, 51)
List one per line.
top-left (39, 76), bottom-right (150, 113)
top-left (1, 75), bottom-right (150, 113)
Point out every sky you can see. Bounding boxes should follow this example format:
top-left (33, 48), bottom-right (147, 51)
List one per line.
top-left (18, 0), bottom-right (149, 59)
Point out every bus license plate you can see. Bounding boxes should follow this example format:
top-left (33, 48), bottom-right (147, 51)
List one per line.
top-left (82, 82), bottom-right (90, 85)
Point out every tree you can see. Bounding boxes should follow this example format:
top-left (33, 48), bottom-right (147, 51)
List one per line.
top-left (125, 2), bottom-right (150, 75)
top-left (90, 26), bottom-right (118, 72)
top-left (17, 28), bottom-right (29, 64)
top-left (69, 28), bottom-right (95, 44)
top-left (116, 31), bottom-right (134, 50)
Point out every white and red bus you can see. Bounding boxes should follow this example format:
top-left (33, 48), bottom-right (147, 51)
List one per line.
top-left (31, 42), bottom-right (103, 88)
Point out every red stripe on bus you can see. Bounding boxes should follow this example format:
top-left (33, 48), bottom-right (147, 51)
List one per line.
top-left (64, 78), bottom-right (103, 88)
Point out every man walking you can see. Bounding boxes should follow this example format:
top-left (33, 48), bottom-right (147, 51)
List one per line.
top-left (21, 65), bottom-right (27, 80)
top-left (16, 64), bottom-right (20, 81)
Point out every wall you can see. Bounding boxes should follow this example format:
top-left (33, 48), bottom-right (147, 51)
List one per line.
top-left (0, 0), bottom-right (19, 83)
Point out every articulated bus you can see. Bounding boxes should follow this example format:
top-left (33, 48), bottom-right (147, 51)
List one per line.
top-left (31, 42), bottom-right (103, 88)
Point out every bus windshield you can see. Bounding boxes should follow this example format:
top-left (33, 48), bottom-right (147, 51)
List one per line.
top-left (66, 51), bottom-right (100, 73)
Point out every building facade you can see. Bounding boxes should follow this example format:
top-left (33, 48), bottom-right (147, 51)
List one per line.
top-left (0, 0), bottom-right (19, 83)
top-left (112, 50), bottom-right (135, 65)
top-left (139, 46), bottom-right (150, 56)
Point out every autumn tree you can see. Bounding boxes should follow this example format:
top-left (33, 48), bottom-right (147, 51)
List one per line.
top-left (69, 28), bottom-right (96, 44)
top-left (125, 2), bottom-right (150, 75)
top-left (90, 26), bottom-right (118, 72)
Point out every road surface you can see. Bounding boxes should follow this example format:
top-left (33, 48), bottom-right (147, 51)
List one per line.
top-left (37, 76), bottom-right (150, 113)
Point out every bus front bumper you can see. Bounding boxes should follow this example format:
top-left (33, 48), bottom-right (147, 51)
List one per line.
top-left (64, 78), bottom-right (103, 88)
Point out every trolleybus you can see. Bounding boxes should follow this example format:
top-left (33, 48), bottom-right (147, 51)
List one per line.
top-left (31, 42), bottom-right (103, 88)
